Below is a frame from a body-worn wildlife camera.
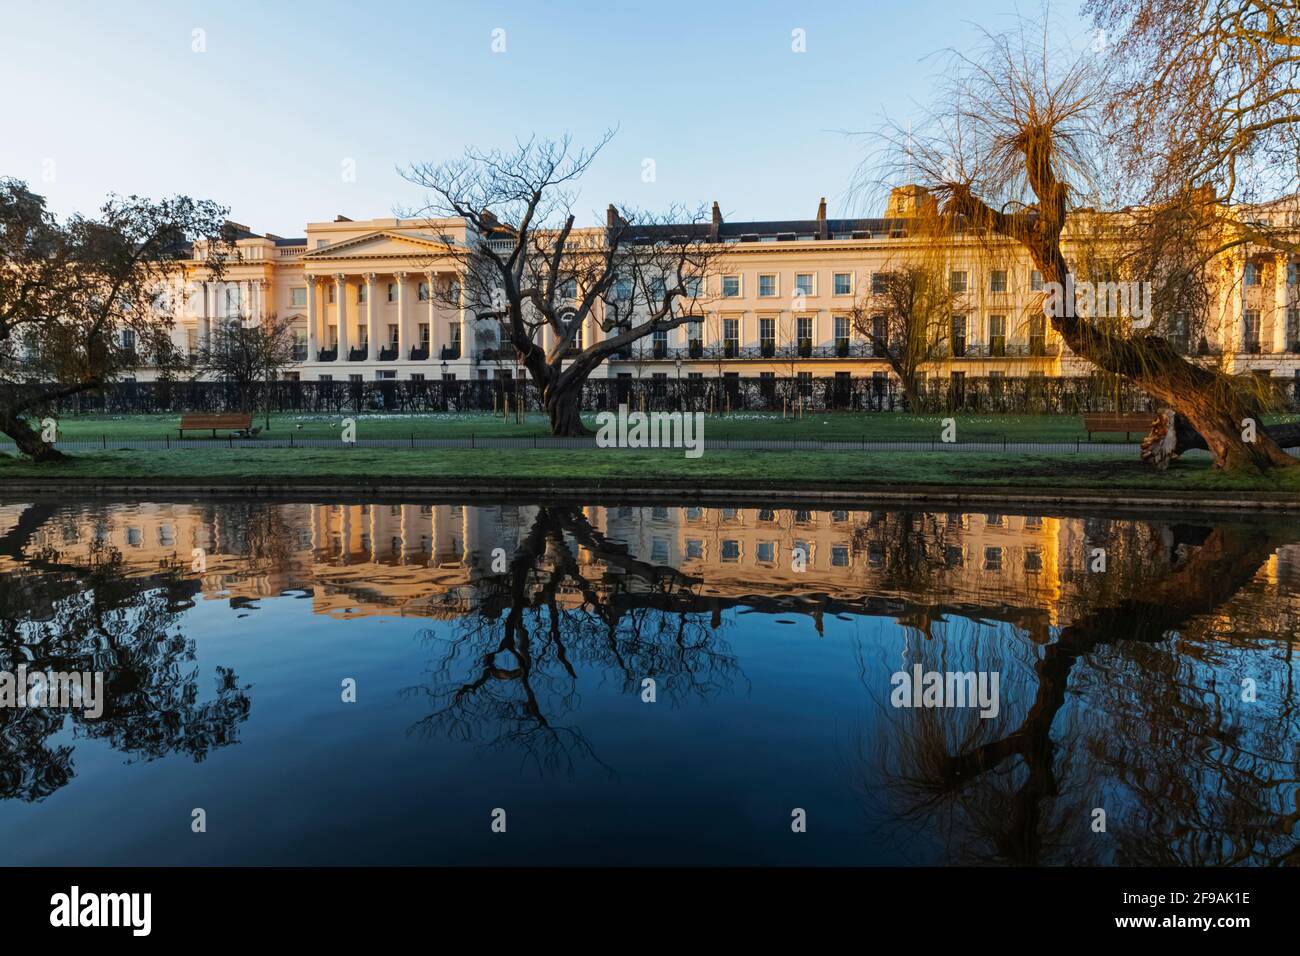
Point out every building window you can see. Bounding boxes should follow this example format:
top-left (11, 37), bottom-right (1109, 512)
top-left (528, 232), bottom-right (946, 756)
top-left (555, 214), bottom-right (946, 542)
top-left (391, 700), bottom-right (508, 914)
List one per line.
top-left (1243, 310), bottom-right (1261, 352)
top-left (723, 317), bottom-right (739, 353)
top-left (756, 541), bottom-right (776, 564)
top-left (759, 317), bottom-right (776, 354)
top-left (950, 270), bottom-right (968, 294)
top-left (1030, 269), bottom-right (1043, 291)
top-left (831, 546), bottom-right (849, 568)
top-left (795, 273), bottom-right (815, 296)
top-left (721, 275), bottom-right (741, 297)
top-left (758, 274), bottom-right (777, 297)
top-left (387, 283), bottom-right (397, 302)
top-left (720, 540), bottom-right (741, 562)
top-left (990, 270), bottom-right (1007, 293)
top-left (797, 316), bottom-right (813, 352)
top-left (833, 272), bottom-right (852, 295)
top-left (988, 314), bottom-right (1006, 356)
top-left (834, 315), bottom-right (850, 350)
top-left (328, 286), bottom-right (335, 304)
top-left (357, 284), bottom-right (367, 304)
top-left (984, 546), bottom-right (1003, 572)
top-left (290, 287), bottom-right (307, 308)
top-left (951, 315), bottom-right (967, 356)
top-left (559, 278), bottom-right (577, 300)
top-left (418, 282), bottom-right (430, 301)
top-left (871, 272), bottom-right (888, 294)
top-left (1245, 262), bottom-right (1262, 286)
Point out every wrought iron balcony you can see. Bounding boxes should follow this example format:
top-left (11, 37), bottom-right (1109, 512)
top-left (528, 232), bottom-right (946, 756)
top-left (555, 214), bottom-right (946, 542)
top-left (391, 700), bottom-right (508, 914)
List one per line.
top-left (378, 345), bottom-right (398, 361)
top-left (348, 346), bottom-right (368, 361)
top-left (409, 346), bottom-right (430, 361)
top-left (440, 345), bottom-right (461, 360)
top-left (317, 348), bottom-right (338, 362)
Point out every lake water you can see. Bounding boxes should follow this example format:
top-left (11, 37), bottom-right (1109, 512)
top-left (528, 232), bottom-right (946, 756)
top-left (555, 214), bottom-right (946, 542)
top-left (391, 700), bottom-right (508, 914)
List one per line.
top-left (0, 497), bottom-right (1296, 866)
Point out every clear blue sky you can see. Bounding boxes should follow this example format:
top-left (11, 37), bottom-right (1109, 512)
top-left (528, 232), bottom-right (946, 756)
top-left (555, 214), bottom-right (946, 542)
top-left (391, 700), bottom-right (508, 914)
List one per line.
top-left (1, 0), bottom-right (1093, 233)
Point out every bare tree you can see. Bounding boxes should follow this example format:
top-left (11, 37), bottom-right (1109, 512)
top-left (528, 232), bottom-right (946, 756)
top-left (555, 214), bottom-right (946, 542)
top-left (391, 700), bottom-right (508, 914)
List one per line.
top-left (849, 266), bottom-right (951, 409)
top-left (197, 311), bottom-right (298, 430)
top-left (0, 179), bottom-right (231, 460)
top-left (861, 20), bottom-right (1297, 473)
top-left (401, 134), bottom-right (720, 435)
top-left (1087, 0), bottom-right (1300, 242)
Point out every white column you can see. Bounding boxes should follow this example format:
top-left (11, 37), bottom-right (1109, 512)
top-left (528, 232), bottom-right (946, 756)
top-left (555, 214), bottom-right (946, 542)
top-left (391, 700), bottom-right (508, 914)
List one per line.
top-left (306, 276), bottom-right (319, 359)
top-left (335, 274), bottom-right (350, 359)
top-left (395, 272), bottom-right (409, 360)
top-left (456, 274), bottom-right (468, 361)
top-left (1275, 255), bottom-right (1290, 353)
top-left (364, 273), bottom-right (378, 360)
top-left (425, 272), bottom-right (437, 359)
top-left (200, 280), bottom-right (212, 346)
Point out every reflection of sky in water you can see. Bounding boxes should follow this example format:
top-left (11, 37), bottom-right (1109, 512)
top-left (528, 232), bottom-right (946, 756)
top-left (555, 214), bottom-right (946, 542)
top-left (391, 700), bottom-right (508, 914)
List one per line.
top-left (0, 500), bottom-right (1296, 866)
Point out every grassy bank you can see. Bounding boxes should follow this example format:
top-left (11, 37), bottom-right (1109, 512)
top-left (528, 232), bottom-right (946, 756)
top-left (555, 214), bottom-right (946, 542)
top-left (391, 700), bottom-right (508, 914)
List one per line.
top-left (3, 446), bottom-right (1299, 497)
top-left (44, 410), bottom-right (1300, 444)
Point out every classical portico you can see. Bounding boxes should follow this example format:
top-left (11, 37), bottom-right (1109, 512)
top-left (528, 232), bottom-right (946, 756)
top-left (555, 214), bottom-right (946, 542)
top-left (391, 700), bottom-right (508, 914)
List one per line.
top-left (296, 223), bottom-right (469, 376)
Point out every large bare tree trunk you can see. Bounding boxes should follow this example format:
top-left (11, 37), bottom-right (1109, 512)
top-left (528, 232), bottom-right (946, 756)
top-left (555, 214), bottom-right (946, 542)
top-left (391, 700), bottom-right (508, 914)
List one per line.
top-left (543, 381), bottom-right (588, 437)
top-left (1142, 409), bottom-right (1300, 470)
top-left (0, 412), bottom-right (65, 463)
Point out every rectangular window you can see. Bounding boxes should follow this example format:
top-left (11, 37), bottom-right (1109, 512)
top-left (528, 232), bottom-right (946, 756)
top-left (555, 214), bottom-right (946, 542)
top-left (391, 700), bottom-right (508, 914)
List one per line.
top-left (723, 318), bottom-right (739, 354)
top-left (721, 275), bottom-right (741, 297)
top-left (418, 282), bottom-right (429, 301)
top-left (357, 284), bottom-right (367, 304)
top-left (833, 272), bottom-right (852, 295)
top-left (990, 270), bottom-right (1007, 293)
top-left (871, 272), bottom-right (888, 294)
top-left (758, 274), bottom-right (777, 297)
top-left (834, 315), bottom-right (849, 346)
top-left (794, 273), bottom-right (815, 296)
top-left (951, 315), bottom-right (967, 357)
top-left (759, 317), bottom-right (775, 354)
top-left (950, 271), bottom-right (968, 294)
top-left (387, 283), bottom-right (397, 303)
top-left (797, 316), bottom-right (813, 354)
top-left (988, 314), bottom-right (1006, 356)
top-left (866, 315), bottom-right (887, 357)
top-left (1245, 262), bottom-right (1262, 286)
top-left (290, 287), bottom-right (307, 308)
top-left (1030, 269), bottom-right (1043, 291)
top-left (1243, 310), bottom-right (1261, 351)
top-left (1028, 315), bottom-right (1047, 355)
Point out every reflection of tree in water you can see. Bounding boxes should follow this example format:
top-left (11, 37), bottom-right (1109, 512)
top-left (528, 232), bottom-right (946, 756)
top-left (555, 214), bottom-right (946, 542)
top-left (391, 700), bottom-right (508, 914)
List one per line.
top-left (860, 517), bottom-right (1300, 865)
top-left (407, 506), bottom-right (743, 777)
top-left (0, 504), bottom-right (252, 803)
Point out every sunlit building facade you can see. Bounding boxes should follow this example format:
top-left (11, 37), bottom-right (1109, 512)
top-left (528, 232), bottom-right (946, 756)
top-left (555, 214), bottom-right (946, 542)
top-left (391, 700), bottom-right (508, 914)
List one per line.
top-left (132, 189), bottom-right (1300, 388)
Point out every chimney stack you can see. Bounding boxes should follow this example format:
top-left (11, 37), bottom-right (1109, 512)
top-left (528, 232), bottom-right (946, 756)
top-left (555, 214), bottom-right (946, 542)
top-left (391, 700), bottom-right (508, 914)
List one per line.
top-left (710, 201), bottom-right (723, 240)
top-left (816, 197), bottom-right (828, 239)
top-left (607, 203), bottom-right (619, 228)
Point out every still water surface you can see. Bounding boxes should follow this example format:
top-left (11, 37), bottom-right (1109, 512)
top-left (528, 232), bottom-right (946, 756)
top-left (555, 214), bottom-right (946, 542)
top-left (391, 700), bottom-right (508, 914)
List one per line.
top-left (0, 497), bottom-right (1296, 865)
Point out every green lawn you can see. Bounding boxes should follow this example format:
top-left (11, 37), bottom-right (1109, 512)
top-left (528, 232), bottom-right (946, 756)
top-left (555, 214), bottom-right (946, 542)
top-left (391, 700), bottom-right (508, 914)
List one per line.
top-left (39, 410), bottom-right (1300, 444)
top-left (3, 447), bottom-right (1299, 496)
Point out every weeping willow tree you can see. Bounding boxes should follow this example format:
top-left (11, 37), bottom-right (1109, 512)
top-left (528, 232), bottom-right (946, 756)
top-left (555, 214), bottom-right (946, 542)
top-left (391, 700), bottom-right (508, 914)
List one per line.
top-left (857, 17), bottom-right (1298, 474)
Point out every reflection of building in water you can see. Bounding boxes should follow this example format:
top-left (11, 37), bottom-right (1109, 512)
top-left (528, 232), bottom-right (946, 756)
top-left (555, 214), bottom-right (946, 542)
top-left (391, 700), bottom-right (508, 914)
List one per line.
top-left (1, 502), bottom-right (1297, 633)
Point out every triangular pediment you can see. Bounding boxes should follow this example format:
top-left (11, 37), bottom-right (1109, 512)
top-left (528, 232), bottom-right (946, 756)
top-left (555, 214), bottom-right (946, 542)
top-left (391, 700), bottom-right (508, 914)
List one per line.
top-left (301, 230), bottom-right (456, 260)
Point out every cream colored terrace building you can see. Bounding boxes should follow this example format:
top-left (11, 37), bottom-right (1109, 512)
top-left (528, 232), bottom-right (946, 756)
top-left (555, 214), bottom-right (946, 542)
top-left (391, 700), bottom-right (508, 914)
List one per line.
top-left (135, 190), bottom-right (1300, 387)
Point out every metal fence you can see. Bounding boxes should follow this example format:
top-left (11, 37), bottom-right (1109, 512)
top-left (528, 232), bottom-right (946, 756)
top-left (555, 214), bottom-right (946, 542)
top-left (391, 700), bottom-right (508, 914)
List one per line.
top-left (13, 374), bottom-right (1294, 417)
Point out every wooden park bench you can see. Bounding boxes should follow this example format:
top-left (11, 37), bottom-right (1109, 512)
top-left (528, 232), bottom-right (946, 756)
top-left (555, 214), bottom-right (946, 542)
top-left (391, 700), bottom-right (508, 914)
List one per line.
top-left (177, 412), bottom-right (255, 438)
top-left (1082, 412), bottom-right (1155, 441)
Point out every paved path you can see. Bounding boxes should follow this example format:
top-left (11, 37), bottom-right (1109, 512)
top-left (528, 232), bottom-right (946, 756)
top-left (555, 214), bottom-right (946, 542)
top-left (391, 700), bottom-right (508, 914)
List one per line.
top-left (2, 436), bottom-right (1158, 455)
